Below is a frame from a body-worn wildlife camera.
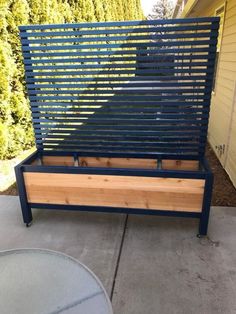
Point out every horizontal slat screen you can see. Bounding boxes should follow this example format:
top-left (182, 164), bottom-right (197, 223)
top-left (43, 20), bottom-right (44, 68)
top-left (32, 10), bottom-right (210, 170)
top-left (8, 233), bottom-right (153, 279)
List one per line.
top-left (19, 17), bottom-right (219, 157)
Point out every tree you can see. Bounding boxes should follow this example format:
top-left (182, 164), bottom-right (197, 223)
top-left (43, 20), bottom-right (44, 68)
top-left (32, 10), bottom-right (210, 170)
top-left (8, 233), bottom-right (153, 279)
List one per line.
top-left (93, 0), bottom-right (105, 21)
top-left (80, 0), bottom-right (96, 22)
top-left (0, 0), bottom-right (144, 159)
top-left (148, 0), bottom-right (174, 20)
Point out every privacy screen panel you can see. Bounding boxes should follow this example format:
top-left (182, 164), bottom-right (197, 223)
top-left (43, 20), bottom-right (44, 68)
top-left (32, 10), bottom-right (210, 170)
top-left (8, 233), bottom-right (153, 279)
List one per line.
top-left (19, 17), bottom-right (219, 157)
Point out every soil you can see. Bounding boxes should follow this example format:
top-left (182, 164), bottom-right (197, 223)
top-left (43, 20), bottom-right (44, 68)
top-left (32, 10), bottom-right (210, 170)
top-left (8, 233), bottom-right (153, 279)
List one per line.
top-left (1, 182), bottom-right (18, 196)
top-left (1, 144), bottom-right (236, 206)
top-left (205, 143), bottom-right (236, 207)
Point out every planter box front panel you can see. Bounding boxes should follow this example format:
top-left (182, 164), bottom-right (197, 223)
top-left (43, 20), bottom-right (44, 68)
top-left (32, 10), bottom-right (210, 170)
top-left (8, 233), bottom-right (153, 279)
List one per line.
top-left (24, 172), bottom-right (204, 212)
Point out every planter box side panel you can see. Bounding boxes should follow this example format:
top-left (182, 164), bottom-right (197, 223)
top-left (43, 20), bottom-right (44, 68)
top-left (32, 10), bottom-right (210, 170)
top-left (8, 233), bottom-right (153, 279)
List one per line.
top-left (24, 172), bottom-right (205, 212)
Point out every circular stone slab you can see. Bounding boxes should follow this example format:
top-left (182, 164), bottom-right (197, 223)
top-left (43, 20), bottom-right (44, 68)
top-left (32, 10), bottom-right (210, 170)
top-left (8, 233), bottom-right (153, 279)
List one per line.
top-left (0, 249), bottom-right (113, 314)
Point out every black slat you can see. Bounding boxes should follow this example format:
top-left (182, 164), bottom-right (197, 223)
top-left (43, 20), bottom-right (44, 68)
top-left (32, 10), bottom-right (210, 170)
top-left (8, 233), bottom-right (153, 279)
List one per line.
top-left (20, 17), bottom-right (219, 157)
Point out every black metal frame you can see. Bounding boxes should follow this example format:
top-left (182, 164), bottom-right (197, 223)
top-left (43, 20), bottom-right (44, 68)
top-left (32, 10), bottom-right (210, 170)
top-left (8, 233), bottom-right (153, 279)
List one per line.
top-left (15, 150), bottom-right (213, 235)
top-left (15, 17), bottom-right (219, 235)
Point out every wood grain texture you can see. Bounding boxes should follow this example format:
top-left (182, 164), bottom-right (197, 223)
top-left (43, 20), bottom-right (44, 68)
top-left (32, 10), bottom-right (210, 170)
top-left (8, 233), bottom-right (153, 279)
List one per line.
top-left (162, 160), bottom-right (199, 171)
top-left (24, 172), bottom-right (205, 212)
top-left (79, 157), bottom-right (157, 169)
top-left (42, 156), bottom-right (74, 166)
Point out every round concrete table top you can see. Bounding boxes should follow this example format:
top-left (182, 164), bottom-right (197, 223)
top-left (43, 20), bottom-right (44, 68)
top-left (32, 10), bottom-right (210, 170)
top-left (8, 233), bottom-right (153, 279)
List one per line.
top-left (0, 249), bottom-right (113, 314)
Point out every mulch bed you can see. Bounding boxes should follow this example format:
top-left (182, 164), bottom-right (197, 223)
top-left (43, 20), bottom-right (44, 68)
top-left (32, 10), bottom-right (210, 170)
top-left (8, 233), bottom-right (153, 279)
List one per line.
top-left (205, 144), bottom-right (236, 206)
top-left (1, 183), bottom-right (18, 196)
top-left (1, 144), bottom-right (236, 206)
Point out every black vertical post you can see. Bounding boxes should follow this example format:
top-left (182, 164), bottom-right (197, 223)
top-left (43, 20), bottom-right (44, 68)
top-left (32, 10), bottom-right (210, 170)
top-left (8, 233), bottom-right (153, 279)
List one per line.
top-left (198, 171), bottom-right (214, 236)
top-left (20, 28), bottom-right (41, 152)
top-left (197, 19), bottom-right (218, 236)
top-left (201, 19), bottom-right (219, 157)
top-left (15, 165), bottom-right (32, 225)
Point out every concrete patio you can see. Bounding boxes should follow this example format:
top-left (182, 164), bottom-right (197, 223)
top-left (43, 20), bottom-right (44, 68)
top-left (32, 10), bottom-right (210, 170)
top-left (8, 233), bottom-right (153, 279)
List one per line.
top-left (0, 195), bottom-right (235, 314)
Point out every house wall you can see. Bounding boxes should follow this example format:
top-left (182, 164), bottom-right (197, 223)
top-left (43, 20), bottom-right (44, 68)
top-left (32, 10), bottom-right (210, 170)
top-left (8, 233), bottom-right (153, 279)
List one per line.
top-left (187, 0), bottom-right (236, 187)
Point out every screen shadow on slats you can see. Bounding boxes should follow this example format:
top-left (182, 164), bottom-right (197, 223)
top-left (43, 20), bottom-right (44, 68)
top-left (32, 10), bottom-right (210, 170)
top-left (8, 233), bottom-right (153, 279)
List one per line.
top-left (19, 17), bottom-right (218, 158)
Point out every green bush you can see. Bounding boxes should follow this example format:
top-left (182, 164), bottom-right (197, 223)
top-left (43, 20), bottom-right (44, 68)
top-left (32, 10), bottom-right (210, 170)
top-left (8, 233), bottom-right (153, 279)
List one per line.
top-left (0, 0), bottom-right (144, 159)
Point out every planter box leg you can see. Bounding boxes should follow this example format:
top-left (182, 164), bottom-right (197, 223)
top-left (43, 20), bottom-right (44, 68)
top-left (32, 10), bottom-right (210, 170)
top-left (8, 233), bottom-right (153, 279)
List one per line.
top-left (21, 204), bottom-right (32, 226)
top-left (198, 173), bottom-right (214, 237)
top-left (15, 166), bottom-right (32, 225)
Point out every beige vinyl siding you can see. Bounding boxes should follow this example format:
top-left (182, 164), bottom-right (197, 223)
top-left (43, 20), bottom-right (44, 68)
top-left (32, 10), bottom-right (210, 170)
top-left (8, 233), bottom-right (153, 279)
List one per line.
top-left (193, 1), bottom-right (230, 165)
top-left (189, 0), bottom-right (236, 187)
top-left (174, 0), bottom-right (236, 186)
top-left (226, 111), bottom-right (236, 186)
top-left (216, 0), bottom-right (236, 186)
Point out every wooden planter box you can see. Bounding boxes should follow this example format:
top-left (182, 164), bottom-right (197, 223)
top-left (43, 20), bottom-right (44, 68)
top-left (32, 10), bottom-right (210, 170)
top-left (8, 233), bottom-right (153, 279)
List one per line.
top-left (15, 152), bottom-right (213, 236)
top-left (15, 17), bottom-right (219, 235)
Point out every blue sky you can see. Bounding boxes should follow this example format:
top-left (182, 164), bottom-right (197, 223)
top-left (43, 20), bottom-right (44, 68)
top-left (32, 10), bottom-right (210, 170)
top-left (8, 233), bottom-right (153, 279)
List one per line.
top-left (141, 0), bottom-right (157, 16)
top-left (141, 0), bottom-right (177, 17)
